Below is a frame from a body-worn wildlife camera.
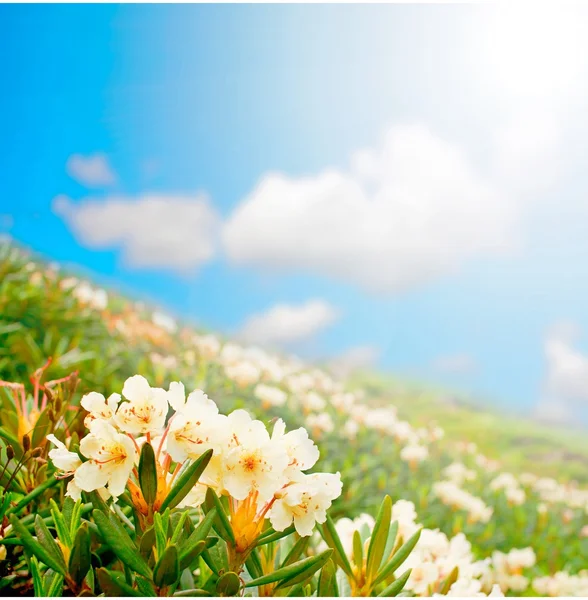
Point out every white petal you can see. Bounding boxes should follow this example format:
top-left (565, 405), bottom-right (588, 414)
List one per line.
top-left (294, 511), bottom-right (317, 537)
top-left (122, 375), bottom-right (151, 402)
top-left (269, 500), bottom-right (293, 532)
top-left (81, 392), bottom-right (106, 413)
top-left (46, 434), bottom-right (66, 450)
top-left (74, 461), bottom-right (109, 492)
top-left (168, 382), bottom-right (186, 411)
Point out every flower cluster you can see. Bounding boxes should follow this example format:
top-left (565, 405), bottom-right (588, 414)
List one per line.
top-left (48, 374), bottom-right (342, 548)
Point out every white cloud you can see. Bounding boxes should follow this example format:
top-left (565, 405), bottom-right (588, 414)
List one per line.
top-left (536, 322), bottom-right (588, 425)
top-left (222, 124), bottom-right (518, 294)
top-left (327, 345), bottom-right (380, 379)
top-left (66, 153), bottom-right (117, 187)
top-left (543, 322), bottom-right (588, 404)
top-left (432, 353), bottom-right (477, 374)
top-left (53, 193), bottom-right (219, 273)
top-left (237, 300), bottom-right (338, 346)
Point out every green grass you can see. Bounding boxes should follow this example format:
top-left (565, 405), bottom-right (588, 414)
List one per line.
top-left (354, 373), bottom-right (588, 484)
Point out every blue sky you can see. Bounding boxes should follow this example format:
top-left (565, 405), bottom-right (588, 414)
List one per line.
top-left (3, 4), bottom-right (588, 419)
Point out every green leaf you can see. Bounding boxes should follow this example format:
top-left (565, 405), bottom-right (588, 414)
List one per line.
top-left (46, 572), bottom-right (65, 597)
top-left (366, 495), bottom-right (392, 584)
top-left (245, 549), bottom-right (333, 590)
top-left (138, 442), bottom-right (158, 506)
top-left (86, 490), bottom-right (110, 515)
top-left (154, 512), bottom-right (168, 558)
top-left (154, 544), bottom-right (180, 588)
top-left (92, 509), bottom-right (152, 579)
top-left (31, 406), bottom-right (53, 448)
top-left (6, 474), bottom-right (59, 515)
top-left (179, 540), bottom-right (207, 572)
top-left (352, 530), bottom-right (363, 572)
top-left (171, 511), bottom-right (190, 545)
top-left (30, 556), bottom-right (45, 596)
top-left (377, 568), bottom-right (412, 597)
top-left (245, 548), bottom-right (263, 580)
top-left (317, 558), bottom-right (339, 597)
top-left (68, 523), bottom-right (92, 586)
top-left (140, 526), bottom-right (156, 559)
top-left (280, 536), bottom-right (310, 568)
top-left (216, 571), bottom-right (241, 597)
top-left (255, 524), bottom-right (297, 546)
top-left (203, 487), bottom-right (235, 544)
top-left (159, 449), bottom-right (213, 512)
top-left (173, 590), bottom-right (212, 597)
top-left (96, 568), bottom-right (143, 597)
top-left (319, 515), bottom-right (354, 578)
top-left (372, 528), bottom-right (421, 587)
top-left (49, 499), bottom-right (72, 548)
top-left (136, 576), bottom-right (158, 597)
top-left (439, 565), bottom-right (459, 595)
top-left (34, 514), bottom-right (67, 573)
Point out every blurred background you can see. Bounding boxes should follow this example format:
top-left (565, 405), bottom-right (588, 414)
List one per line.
top-left (2, 3), bottom-right (588, 427)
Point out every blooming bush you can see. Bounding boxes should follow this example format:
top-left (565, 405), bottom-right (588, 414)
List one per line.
top-left (1, 243), bottom-right (588, 596)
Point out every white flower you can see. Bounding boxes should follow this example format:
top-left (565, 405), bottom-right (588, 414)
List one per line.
top-left (400, 443), bottom-right (429, 464)
top-left (222, 410), bottom-right (289, 502)
top-left (194, 334), bottom-right (221, 359)
top-left (254, 384), bottom-right (287, 408)
top-left (271, 419), bottom-right (320, 479)
top-left (269, 472), bottom-right (343, 536)
top-left (152, 311), bottom-right (177, 333)
top-left (224, 361), bottom-right (261, 388)
top-left (392, 499), bottom-right (419, 539)
top-left (306, 412), bottom-right (334, 433)
top-left (166, 388), bottom-right (227, 463)
top-left (75, 420), bottom-right (137, 498)
top-left (80, 392), bottom-right (120, 428)
top-left (115, 375), bottom-right (169, 435)
top-left (47, 434), bottom-right (82, 474)
top-left (302, 392), bottom-right (326, 412)
top-left (334, 513), bottom-right (375, 556)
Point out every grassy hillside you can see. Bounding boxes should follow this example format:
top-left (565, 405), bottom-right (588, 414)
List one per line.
top-left (355, 375), bottom-right (588, 484)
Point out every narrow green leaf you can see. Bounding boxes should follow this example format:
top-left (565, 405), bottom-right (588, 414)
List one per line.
top-left (373, 528), bottom-right (421, 587)
top-left (203, 487), bottom-right (235, 544)
top-left (245, 549), bottom-right (333, 589)
top-left (280, 536), bottom-right (310, 569)
top-left (366, 495), bottom-right (392, 584)
top-left (180, 508), bottom-right (216, 560)
top-left (171, 511), bottom-right (190, 545)
top-left (377, 568), bottom-right (412, 597)
top-left (34, 515), bottom-right (67, 573)
top-left (245, 548), bottom-right (263, 580)
top-left (46, 572), bottom-right (65, 597)
top-left (159, 449), bottom-right (213, 512)
top-left (255, 524), bottom-right (296, 546)
top-left (68, 523), bottom-right (92, 586)
top-left (96, 568), bottom-right (143, 597)
top-left (93, 509), bottom-right (152, 579)
top-left (179, 540), bottom-right (207, 572)
top-left (49, 499), bottom-right (72, 548)
top-left (439, 565), bottom-right (459, 595)
top-left (154, 512), bottom-right (167, 558)
top-left (317, 558), bottom-right (339, 597)
top-left (319, 515), bottom-right (354, 577)
top-left (173, 589), bottom-right (212, 597)
top-left (154, 544), bottom-right (180, 588)
top-left (6, 475), bottom-right (59, 515)
top-left (30, 556), bottom-right (45, 597)
top-left (138, 442), bottom-right (158, 506)
top-left (275, 549), bottom-right (334, 591)
top-left (136, 576), bottom-right (158, 597)
top-left (352, 530), bottom-right (363, 572)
